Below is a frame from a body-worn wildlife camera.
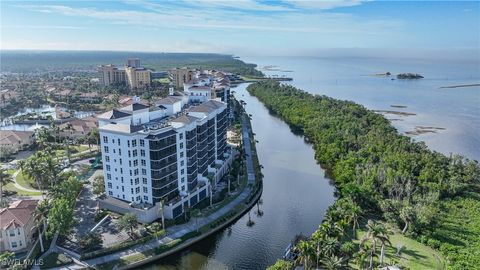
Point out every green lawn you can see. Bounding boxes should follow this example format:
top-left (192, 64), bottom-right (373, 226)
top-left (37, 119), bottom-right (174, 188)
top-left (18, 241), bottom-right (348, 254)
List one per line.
top-left (16, 172), bottom-right (37, 190)
top-left (4, 183), bottom-right (42, 196)
top-left (421, 192), bottom-right (480, 270)
top-left (353, 224), bottom-right (445, 270)
top-left (40, 252), bottom-right (73, 269)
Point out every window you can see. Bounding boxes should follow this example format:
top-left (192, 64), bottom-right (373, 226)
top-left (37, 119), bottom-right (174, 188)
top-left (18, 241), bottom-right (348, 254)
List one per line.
top-left (132, 139), bottom-right (137, 147)
top-left (144, 196), bottom-right (148, 201)
top-left (131, 188), bottom-right (134, 194)
top-left (129, 160), bottom-right (132, 166)
top-left (106, 165), bottom-right (111, 171)
top-left (180, 142), bottom-right (184, 149)
top-left (180, 160), bottom-right (184, 166)
top-left (127, 140), bottom-right (130, 147)
top-left (137, 196), bottom-right (141, 201)
top-left (143, 187), bottom-right (148, 193)
top-left (140, 139), bottom-right (145, 147)
top-left (119, 149), bottom-right (122, 155)
top-left (122, 186), bottom-right (124, 192)
top-left (19, 240), bottom-right (22, 247)
top-left (104, 146), bottom-right (109, 153)
top-left (120, 168), bottom-right (123, 174)
top-left (103, 136), bottom-right (108, 143)
top-left (130, 179), bottom-right (133, 185)
top-left (133, 160), bottom-right (138, 166)
top-left (140, 149), bottom-right (145, 157)
top-left (121, 177), bottom-right (124, 183)
top-left (112, 139), bottom-right (115, 143)
top-left (134, 169), bottom-right (139, 176)
top-left (135, 178), bottom-right (139, 185)
top-left (108, 191), bottom-right (113, 196)
top-left (142, 178), bottom-right (147, 184)
top-left (133, 150), bottom-right (138, 157)
top-left (105, 156), bottom-right (110, 162)
top-left (11, 242), bottom-right (17, 248)
top-left (181, 177), bottom-right (185, 183)
top-left (181, 169), bottom-right (185, 175)
top-left (141, 159), bottom-right (146, 166)
top-left (118, 138), bottom-right (121, 145)
top-left (119, 158), bottom-right (122, 165)
top-left (180, 152), bottom-right (184, 158)
top-left (107, 174), bottom-right (111, 180)
top-left (142, 169), bottom-right (146, 175)
top-left (107, 182), bottom-right (112, 188)
top-left (179, 133), bottom-right (183, 140)
top-left (135, 187), bottom-right (140, 194)
top-left (9, 230), bottom-right (15, 237)
top-left (128, 151), bottom-right (131, 157)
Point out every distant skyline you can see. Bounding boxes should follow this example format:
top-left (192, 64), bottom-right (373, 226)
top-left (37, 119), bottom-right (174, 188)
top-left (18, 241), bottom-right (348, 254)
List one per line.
top-left (1, 1), bottom-right (479, 56)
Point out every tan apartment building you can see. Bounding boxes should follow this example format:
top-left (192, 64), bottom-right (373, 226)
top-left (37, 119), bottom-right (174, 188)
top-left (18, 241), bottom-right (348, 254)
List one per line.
top-left (169, 67), bottom-right (195, 89)
top-left (0, 200), bottom-right (39, 252)
top-left (98, 58), bottom-right (150, 89)
top-left (0, 130), bottom-right (35, 153)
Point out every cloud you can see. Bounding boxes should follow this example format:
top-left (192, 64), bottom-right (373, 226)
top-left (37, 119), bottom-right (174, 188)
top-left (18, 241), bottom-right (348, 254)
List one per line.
top-left (15, 2), bottom-right (399, 35)
top-left (283, 0), bottom-right (368, 10)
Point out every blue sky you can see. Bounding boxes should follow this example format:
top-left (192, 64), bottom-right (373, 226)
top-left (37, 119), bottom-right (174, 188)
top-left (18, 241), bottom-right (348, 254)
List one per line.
top-left (1, 1), bottom-right (479, 55)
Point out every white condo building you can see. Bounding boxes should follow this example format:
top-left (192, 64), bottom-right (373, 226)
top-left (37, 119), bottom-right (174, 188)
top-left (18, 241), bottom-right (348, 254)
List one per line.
top-left (97, 95), bottom-right (231, 223)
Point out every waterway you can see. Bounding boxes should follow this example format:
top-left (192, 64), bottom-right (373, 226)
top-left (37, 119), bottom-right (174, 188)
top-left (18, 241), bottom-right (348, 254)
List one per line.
top-left (140, 54), bottom-right (479, 270)
top-left (140, 82), bottom-right (336, 270)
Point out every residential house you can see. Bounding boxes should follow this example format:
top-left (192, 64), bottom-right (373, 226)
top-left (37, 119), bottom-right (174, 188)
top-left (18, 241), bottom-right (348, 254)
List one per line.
top-left (0, 130), bottom-right (35, 153)
top-left (0, 200), bottom-right (39, 252)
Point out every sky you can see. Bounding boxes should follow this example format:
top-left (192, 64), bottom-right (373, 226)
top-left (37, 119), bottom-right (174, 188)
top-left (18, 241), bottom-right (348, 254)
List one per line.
top-left (1, 0), bottom-right (479, 56)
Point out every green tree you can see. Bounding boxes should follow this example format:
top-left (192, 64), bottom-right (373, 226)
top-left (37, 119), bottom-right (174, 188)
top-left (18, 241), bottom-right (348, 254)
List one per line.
top-left (92, 175), bottom-right (105, 195)
top-left (47, 198), bottom-right (75, 237)
top-left (360, 220), bottom-right (391, 269)
top-left (0, 168), bottom-right (13, 205)
top-left (266, 259), bottom-right (293, 270)
top-left (79, 232), bottom-right (103, 251)
top-left (295, 240), bottom-right (314, 270)
top-left (117, 213), bottom-right (138, 237)
top-left (321, 254), bottom-right (345, 270)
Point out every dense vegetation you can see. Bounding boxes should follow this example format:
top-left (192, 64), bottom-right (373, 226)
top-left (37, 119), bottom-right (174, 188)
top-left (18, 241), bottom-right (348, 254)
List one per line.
top-left (0, 51), bottom-right (263, 76)
top-left (249, 81), bottom-right (480, 269)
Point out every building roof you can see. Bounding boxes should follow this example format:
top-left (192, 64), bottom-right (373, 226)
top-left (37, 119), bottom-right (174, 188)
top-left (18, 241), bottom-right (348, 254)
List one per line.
top-left (0, 200), bottom-right (38, 230)
top-left (188, 103), bottom-right (216, 114)
top-left (203, 99), bottom-right (226, 109)
top-left (171, 114), bottom-right (199, 124)
top-left (59, 119), bottom-right (97, 133)
top-left (120, 103), bottom-right (150, 112)
top-left (99, 123), bottom-right (144, 134)
top-left (156, 96), bottom-right (181, 105)
top-left (0, 130), bottom-right (35, 145)
top-left (188, 86), bottom-right (211, 91)
top-left (97, 109), bottom-right (131, 120)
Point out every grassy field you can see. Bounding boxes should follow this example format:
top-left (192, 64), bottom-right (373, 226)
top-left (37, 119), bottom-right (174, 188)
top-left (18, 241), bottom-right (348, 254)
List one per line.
top-left (15, 171), bottom-right (37, 190)
top-left (4, 183), bottom-right (42, 196)
top-left (421, 191), bottom-right (480, 270)
top-left (353, 224), bottom-right (445, 270)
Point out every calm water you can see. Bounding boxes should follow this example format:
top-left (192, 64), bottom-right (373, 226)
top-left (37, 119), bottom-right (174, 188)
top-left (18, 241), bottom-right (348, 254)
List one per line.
top-left (142, 55), bottom-right (479, 270)
top-left (141, 82), bottom-right (336, 270)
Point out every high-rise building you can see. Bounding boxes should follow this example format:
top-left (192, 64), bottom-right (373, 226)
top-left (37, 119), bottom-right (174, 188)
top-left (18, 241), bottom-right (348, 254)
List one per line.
top-left (98, 58), bottom-right (151, 89)
top-left (169, 67), bottom-right (195, 89)
top-left (97, 96), bottom-right (231, 222)
top-left (126, 58), bottom-right (141, 68)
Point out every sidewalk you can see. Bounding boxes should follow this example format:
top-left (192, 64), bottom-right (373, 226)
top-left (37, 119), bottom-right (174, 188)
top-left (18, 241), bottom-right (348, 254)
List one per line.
top-left (60, 112), bottom-right (258, 268)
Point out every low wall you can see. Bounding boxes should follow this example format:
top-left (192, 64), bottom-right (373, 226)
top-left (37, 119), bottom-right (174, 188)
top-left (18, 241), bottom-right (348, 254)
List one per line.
top-left (120, 186), bottom-right (263, 270)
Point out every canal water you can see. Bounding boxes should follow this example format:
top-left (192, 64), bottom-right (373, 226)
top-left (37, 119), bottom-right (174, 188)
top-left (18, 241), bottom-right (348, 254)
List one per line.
top-left (138, 54), bottom-right (479, 270)
top-left (140, 82), bottom-right (336, 269)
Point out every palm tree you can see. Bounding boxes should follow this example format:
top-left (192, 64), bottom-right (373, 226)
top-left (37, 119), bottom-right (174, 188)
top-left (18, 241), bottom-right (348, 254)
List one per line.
top-left (295, 240), bottom-right (315, 270)
top-left (322, 236), bottom-right (339, 257)
top-left (354, 249), bottom-right (370, 270)
top-left (360, 220), bottom-right (391, 269)
top-left (345, 198), bottom-right (363, 238)
top-left (0, 168), bottom-right (13, 206)
top-left (321, 254), bottom-right (345, 270)
top-left (33, 201), bottom-right (49, 252)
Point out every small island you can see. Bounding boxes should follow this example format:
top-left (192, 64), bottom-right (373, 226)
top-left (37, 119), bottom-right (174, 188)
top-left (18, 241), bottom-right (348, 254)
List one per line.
top-left (397, 73), bottom-right (424, 79)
